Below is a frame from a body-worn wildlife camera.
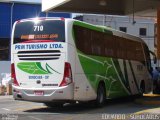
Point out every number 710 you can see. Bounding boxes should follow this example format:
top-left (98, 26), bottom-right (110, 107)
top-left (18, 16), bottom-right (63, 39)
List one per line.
top-left (34, 25), bottom-right (43, 31)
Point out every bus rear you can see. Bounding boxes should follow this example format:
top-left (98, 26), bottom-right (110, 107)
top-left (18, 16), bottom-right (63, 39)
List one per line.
top-left (11, 18), bottom-right (74, 102)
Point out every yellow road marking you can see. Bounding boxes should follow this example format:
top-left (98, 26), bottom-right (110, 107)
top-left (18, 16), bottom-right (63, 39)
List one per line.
top-left (62, 114), bottom-right (82, 120)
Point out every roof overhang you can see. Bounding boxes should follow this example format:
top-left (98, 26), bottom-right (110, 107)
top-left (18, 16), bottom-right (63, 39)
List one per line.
top-left (42, 0), bottom-right (160, 17)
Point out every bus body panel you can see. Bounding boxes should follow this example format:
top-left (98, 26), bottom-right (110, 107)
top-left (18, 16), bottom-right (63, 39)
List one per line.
top-left (12, 43), bottom-right (66, 88)
top-left (13, 83), bottom-right (74, 102)
top-left (66, 20), bottom-right (97, 101)
top-left (74, 53), bottom-right (97, 101)
top-left (12, 41), bottom-right (75, 101)
top-left (118, 59), bottom-right (151, 95)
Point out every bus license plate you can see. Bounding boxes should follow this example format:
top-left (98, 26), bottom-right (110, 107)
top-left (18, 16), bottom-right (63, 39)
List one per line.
top-left (34, 91), bottom-right (44, 96)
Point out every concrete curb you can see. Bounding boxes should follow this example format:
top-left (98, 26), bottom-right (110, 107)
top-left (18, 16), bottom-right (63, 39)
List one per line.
top-left (143, 94), bottom-right (160, 97)
top-left (135, 99), bottom-right (160, 105)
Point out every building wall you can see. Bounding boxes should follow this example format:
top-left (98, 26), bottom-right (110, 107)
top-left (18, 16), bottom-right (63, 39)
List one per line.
top-left (0, 61), bottom-right (10, 83)
top-left (0, 3), bottom-right (11, 38)
top-left (0, 2), bottom-right (71, 38)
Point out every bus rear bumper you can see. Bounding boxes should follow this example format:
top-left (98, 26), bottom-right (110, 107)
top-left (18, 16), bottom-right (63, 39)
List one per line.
top-left (12, 84), bottom-right (74, 102)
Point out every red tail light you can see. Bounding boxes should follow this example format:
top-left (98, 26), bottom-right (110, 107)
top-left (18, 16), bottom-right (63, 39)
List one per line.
top-left (11, 63), bottom-right (19, 86)
top-left (59, 62), bottom-right (73, 87)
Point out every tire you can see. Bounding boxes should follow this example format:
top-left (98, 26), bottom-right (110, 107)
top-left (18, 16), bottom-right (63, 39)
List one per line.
top-left (153, 80), bottom-right (158, 94)
top-left (44, 102), bottom-right (63, 108)
top-left (140, 81), bottom-right (145, 95)
top-left (95, 84), bottom-right (106, 107)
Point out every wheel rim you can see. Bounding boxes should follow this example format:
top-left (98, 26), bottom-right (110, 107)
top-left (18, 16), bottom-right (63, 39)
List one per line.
top-left (98, 86), bottom-right (104, 104)
top-left (99, 92), bottom-right (103, 103)
top-left (140, 83), bottom-right (145, 94)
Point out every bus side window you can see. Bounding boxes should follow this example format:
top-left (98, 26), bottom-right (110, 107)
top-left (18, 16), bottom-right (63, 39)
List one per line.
top-left (73, 25), bottom-right (92, 54)
top-left (104, 34), bottom-right (115, 58)
top-left (116, 37), bottom-right (127, 59)
top-left (83, 29), bottom-right (92, 54)
top-left (91, 31), bottom-right (104, 56)
top-left (135, 42), bottom-right (144, 61)
top-left (143, 44), bottom-right (152, 69)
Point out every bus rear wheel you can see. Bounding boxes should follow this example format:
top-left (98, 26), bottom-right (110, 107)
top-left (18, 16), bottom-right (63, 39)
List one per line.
top-left (140, 81), bottom-right (145, 95)
top-left (95, 83), bottom-right (106, 107)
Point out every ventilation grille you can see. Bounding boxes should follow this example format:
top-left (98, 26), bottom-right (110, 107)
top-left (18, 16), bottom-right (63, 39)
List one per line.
top-left (18, 50), bottom-right (61, 60)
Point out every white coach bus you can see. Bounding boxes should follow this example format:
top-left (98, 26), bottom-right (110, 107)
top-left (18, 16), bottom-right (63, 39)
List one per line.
top-left (11, 17), bottom-right (152, 107)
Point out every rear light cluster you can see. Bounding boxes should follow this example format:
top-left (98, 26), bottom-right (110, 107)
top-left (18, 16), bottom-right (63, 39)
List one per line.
top-left (59, 62), bottom-right (73, 87)
top-left (11, 63), bottom-right (19, 86)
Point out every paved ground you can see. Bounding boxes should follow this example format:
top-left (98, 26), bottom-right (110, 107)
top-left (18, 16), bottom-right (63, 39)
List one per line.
top-left (0, 94), bottom-right (159, 120)
top-left (134, 94), bottom-right (160, 115)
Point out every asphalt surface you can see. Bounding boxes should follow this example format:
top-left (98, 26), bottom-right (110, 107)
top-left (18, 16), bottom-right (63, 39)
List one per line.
top-left (0, 95), bottom-right (159, 120)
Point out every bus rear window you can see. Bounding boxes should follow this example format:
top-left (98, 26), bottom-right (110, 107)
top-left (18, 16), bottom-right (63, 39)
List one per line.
top-left (13, 20), bottom-right (65, 44)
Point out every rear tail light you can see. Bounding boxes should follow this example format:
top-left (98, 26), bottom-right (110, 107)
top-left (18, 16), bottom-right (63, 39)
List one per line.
top-left (59, 62), bottom-right (73, 87)
top-left (11, 63), bottom-right (19, 86)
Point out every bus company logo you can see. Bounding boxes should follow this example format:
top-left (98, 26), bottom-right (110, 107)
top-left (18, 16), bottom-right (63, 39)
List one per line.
top-left (17, 62), bottom-right (60, 74)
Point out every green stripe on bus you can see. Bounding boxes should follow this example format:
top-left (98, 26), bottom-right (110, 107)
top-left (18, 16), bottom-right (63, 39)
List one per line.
top-left (77, 51), bottom-right (129, 98)
top-left (17, 62), bottom-right (60, 75)
top-left (17, 62), bottom-right (49, 74)
top-left (112, 59), bottom-right (131, 94)
top-left (46, 63), bottom-right (61, 74)
top-left (36, 62), bottom-right (48, 73)
top-left (112, 59), bottom-right (129, 90)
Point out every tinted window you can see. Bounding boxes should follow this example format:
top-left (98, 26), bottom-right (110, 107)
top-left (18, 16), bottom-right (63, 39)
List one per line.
top-left (139, 28), bottom-right (147, 36)
top-left (73, 25), bottom-right (92, 54)
top-left (14, 20), bottom-right (65, 44)
top-left (73, 25), bottom-right (145, 61)
top-left (119, 27), bottom-right (127, 33)
top-left (0, 38), bottom-right (9, 60)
